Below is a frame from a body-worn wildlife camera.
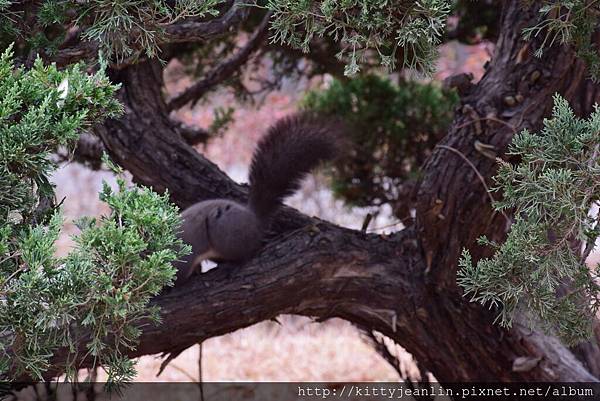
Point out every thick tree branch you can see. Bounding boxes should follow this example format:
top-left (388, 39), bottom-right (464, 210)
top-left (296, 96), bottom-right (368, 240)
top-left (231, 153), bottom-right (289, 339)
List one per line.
top-left (164, 0), bottom-right (250, 44)
top-left (132, 235), bottom-right (596, 381)
top-left (415, 0), bottom-right (587, 288)
top-left (53, 42), bottom-right (99, 69)
top-left (167, 11), bottom-right (272, 111)
top-left (32, 224), bottom-right (595, 383)
top-left (414, 1), bottom-right (600, 375)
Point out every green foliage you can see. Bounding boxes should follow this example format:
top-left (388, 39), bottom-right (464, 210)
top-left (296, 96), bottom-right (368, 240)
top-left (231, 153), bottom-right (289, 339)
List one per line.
top-left (0, 1), bottom-right (18, 49)
top-left (0, 46), bottom-right (189, 381)
top-left (302, 74), bottom-right (458, 217)
top-left (523, 1), bottom-right (600, 80)
top-left (0, 0), bottom-right (221, 61)
top-left (208, 106), bottom-right (235, 136)
top-left (458, 94), bottom-right (600, 345)
top-left (1, 0), bottom-right (451, 78)
top-left (77, 0), bottom-right (220, 61)
top-left (62, 178), bottom-right (184, 380)
top-left (267, 0), bottom-right (452, 75)
top-left (0, 44), bottom-right (122, 225)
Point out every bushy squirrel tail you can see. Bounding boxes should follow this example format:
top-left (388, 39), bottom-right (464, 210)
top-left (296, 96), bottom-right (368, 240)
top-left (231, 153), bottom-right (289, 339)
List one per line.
top-left (248, 113), bottom-right (344, 220)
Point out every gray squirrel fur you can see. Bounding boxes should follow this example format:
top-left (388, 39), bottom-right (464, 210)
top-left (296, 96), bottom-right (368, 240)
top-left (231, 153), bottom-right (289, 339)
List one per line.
top-left (174, 113), bottom-right (344, 285)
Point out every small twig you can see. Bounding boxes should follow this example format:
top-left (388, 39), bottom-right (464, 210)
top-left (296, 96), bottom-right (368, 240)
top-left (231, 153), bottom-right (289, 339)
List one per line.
top-left (176, 123), bottom-right (211, 146)
top-left (455, 116), bottom-right (518, 135)
top-left (1, 266), bottom-right (24, 290)
top-left (86, 367), bottom-right (97, 401)
top-left (582, 241), bottom-right (597, 264)
top-left (581, 145), bottom-right (599, 264)
top-left (164, 364), bottom-right (197, 382)
top-left (516, 102), bottom-right (536, 129)
top-left (167, 11), bottom-right (272, 111)
top-left (361, 330), bottom-right (433, 401)
top-left (55, 133), bottom-right (105, 170)
top-left (0, 251), bottom-right (19, 267)
top-left (364, 330), bottom-right (402, 377)
top-left (165, 0), bottom-right (250, 43)
top-left (360, 213), bottom-right (373, 232)
top-left (582, 222), bottom-right (598, 264)
top-left (455, 101), bottom-right (536, 137)
top-left (157, 347), bottom-right (186, 377)
top-left (198, 342), bottom-right (205, 401)
top-left (70, 379), bottom-right (78, 401)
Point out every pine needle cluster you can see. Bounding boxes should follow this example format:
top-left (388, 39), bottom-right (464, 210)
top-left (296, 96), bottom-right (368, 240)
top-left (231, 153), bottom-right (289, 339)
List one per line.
top-left (458, 94), bottom-right (600, 345)
top-left (0, 0), bottom-right (221, 61)
top-left (524, 1), bottom-right (600, 81)
top-left (267, 0), bottom-right (451, 75)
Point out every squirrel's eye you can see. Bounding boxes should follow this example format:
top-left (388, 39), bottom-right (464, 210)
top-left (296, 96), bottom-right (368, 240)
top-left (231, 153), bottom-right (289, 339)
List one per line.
top-left (225, 205), bottom-right (231, 211)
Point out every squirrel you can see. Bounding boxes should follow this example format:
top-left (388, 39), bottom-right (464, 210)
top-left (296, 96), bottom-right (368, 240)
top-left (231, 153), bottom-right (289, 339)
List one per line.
top-left (173, 113), bottom-right (344, 285)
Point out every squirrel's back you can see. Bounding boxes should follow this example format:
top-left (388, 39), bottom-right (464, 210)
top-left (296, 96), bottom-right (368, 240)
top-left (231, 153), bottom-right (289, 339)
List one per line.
top-left (248, 113), bottom-right (343, 219)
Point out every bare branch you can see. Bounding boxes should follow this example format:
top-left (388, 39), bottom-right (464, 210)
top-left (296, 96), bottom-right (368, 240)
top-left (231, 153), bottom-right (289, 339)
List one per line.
top-left (165, 0), bottom-right (250, 44)
top-left (167, 11), bottom-right (272, 111)
top-left (19, 225), bottom-right (596, 383)
top-left (173, 122), bottom-right (212, 146)
top-left (55, 133), bottom-right (105, 170)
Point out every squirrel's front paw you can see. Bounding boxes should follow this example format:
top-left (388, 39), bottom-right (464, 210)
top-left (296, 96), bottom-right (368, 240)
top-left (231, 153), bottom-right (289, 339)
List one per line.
top-left (199, 259), bottom-right (218, 273)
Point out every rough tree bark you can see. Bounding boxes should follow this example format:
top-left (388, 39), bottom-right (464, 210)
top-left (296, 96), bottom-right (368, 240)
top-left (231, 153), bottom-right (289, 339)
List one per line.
top-left (29, 0), bottom-right (600, 383)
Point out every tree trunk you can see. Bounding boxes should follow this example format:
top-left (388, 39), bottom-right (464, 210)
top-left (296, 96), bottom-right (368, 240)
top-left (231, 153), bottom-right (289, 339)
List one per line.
top-left (30, 0), bottom-right (600, 383)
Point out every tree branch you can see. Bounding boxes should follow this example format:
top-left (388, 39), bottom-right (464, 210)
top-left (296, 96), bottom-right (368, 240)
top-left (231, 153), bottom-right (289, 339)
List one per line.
top-left (55, 133), bottom-right (105, 170)
top-left (52, 0), bottom-right (251, 68)
top-left (27, 224), bottom-right (595, 383)
top-left (173, 122), bottom-right (212, 146)
top-left (164, 0), bottom-right (250, 44)
top-left (167, 11), bottom-right (272, 111)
